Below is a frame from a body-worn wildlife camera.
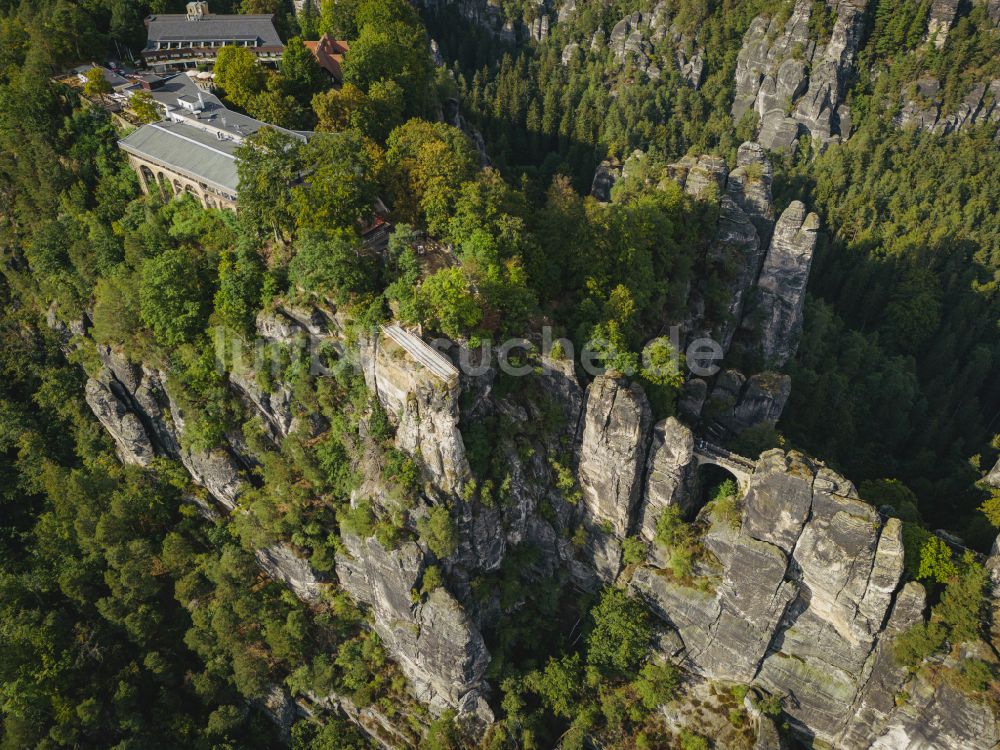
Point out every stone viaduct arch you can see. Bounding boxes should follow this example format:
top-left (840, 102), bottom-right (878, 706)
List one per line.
top-left (692, 439), bottom-right (756, 493)
top-left (125, 154), bottom-right (236, 211)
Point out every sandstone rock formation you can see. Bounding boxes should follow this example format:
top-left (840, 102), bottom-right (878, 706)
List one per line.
top-left (705, 370), bottom-right (792, 436)
top-left (85, 375), bottom-right (156, 466)
top-left (898, 77), bottom-right (1000, 135)
top-left (989, 535), bottom-right (1000, 645)
top-left (837, 581), bottom-right (926, 748)
top-left (80, 334), bottom-right (494, 726)
top-left (81, 315), bottom-right (1000, 747)
top-left (336, 532), bottom-right (492, 720)
top-left (666, 145), bottom-right (783, 358)
top-left (557, 0), bottom-right (575, 24)
top-left (631, 447), bottom-right (997, 749)
top-left (733, 0), bottom-right (869, 151)
top-left (578, 4), bottom-right (710, 85)
top-left (637, 417), bottom-right (697, 540)
top-left (80, 345), bottom-right (340, 612)
top-left (730, 142), bottom-right (776, 244)
top-left (870, 656), bottom-right (999, 749)
top-left (255, 544), bottom-right (326, 604)
top-left (420, 0), bottom-right (551, 43)
top-left (561, 41), bottom-right (579, 65)
top-left (671, 155), bottom-right (757, 349)
top-left (751, 201), bottom-right (819, 366)
top-left (577, 375), bottom-right (653, 537)
top-left (988, 457), bottom-right (1000, 487)
top-left (609, 11), bottom-right (654, 71)
top-left (926, 0), bottom-right (961, 48)
top-left (363, 327), bottom-right (470, 497)
top-left (590, 159), bottom-right (621, 201)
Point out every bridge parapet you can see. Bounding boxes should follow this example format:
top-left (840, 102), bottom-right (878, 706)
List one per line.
top-left (692, 438), bottom-right (757, 491)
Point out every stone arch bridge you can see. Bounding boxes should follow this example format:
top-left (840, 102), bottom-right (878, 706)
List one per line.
top-left (690, 440), bottom-right (985, 562)
top-left (692, 438), bottom-right (757, 491)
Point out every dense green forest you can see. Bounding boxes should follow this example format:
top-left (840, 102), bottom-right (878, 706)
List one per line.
top-left (1, 0), bottom-right (999, 747)
top-left (423, 0), bottom-right (1000, 546)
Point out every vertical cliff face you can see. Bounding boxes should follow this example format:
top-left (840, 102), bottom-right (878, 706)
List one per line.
top-left (418, 0), bottom-right (552, 43)
top-left (665, 146), bottom-right (817, 374)
top-left (870, 650), bottom-right (999, 749)
top-left (335, 533), bottom-right (492, 723)
top-left (82, 345), bottom-right (333, 610)
top-left (750, 200), bottom-right (819, 367)
top-left (655, 144), bottom-right (813, 441)
top-left (576, 375), bottom-right (653, 538)
top-left (364, 329), bottom-right (470, 498)
top-left (733, 0), bottom-right (999, 142)
top-left (80, 318), bottom-right (1000, 748)
top-left (926, 0), bottom-right (961, 48)
top-left (86, 345), bottom-right (245, 510)
top-left (733, 0), bottom-right (869, 151)
top-left (668, 147), bottom-right (768, 355)
top-left (729, 141), bottom-right (775, 245)
top-left (629, 446), bottom-right (998, 749)
top-left (81, 321), bottom-right (494, 731)
top-left (637, 417), bottom-right (697, 541)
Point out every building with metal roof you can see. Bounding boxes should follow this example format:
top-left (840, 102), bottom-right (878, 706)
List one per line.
top-left (117, 71), bottom-right (311, 211)
top-left (142, 1), bottom-right (283, 71)
top-left (71, 63), bottom-right (132, 92)
top-left (139, 72), bottom-right (309, 143)
top-left (119, 120), bottom-right (241, 210)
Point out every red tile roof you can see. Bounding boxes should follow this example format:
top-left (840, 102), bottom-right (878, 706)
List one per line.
top-left (304, 34), bottom-right (349, 82)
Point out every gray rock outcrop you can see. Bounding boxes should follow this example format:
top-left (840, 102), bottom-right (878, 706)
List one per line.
top-left (989, 534), bottom-right (1000, 646)
top-left (557, 0), bottom-right (575, 24)
top-left (84, 346), bottom-right (246, 509)
top-left (836, 582), bottom-right (927, 748)
top-left (755, 502), bottom-right (904, 739)
top-left (706, 371), bottom-right (792, 436)
top-left (667, 145), bottom-right (781, 358)
top-left (678, 378), bottom-right (708, 421)
top-left (750, 201), bottom-right (819, 366)
top-left (926, 0), bottom-right (961, 48)
top-left (589, 5), bottom-right (710, 86)
top-left (81, 346), bottom-right (337, 616)
top-left (870, 664), bottom-right (999, 749)
top-left (561, 41), bottom-right (580, 65)
top-left (590, 159), bottom-right (622, 201)
top-left (898, 77), bottom-right (1000, 135)
top-left (678, 50), bottom-right (705, 89)
top-left (730, 142), bottom-right (776, 244)
top-left (527, 13), bottom-right (550, 42)
top-left (85, 375), bottom-right (156, 466)
top-left (336, 532), bottom-right (492, 718)
top-left (988, 457), bottom-right (1000, 487)
top-left (733, 0), bottom-right (869, 150)
top-left (675, 154), bottom-right (728, 199)
top-left (364, 328), bottom-right (470, 496)
top-left (637, 417), bottom-right (697, 540)
top-left (80, 314), bottom-right (1000, 748)
top-left (576, 375), bottom-right (653, 537)
top-left (711, 195), bottom-right (762, 349)
top-left (629, 449), bottom-right (986, 748)
top-left (255, 545), bottom-right (325, 604)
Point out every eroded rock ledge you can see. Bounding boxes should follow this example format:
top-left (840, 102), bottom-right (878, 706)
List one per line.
top-left (74, 302), bottom-right (997, 748)
top-left (630, 449), bottom-right (997, 749)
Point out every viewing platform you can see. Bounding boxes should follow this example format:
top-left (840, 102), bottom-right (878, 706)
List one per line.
top-left (380, 324), bottom-right (459, 386)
